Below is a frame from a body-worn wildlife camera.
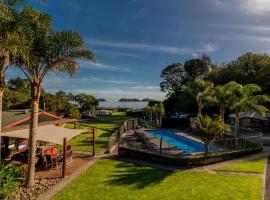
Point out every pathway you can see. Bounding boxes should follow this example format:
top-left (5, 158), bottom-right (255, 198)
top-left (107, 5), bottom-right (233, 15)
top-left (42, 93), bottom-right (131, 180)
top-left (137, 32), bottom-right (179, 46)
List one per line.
top-left (264, 155), bottom-right (270, 200)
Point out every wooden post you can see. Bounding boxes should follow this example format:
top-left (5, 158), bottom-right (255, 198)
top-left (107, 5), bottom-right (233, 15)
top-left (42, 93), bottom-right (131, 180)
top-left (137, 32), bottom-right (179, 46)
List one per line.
top-left (160, 137), bottom-right (163, 155)
top-left (92, 127), bottom-right (95, 156)
top-left (74, 122), bottom-right (76, 129)
top-left (62, 137), bottom-right (67, 178)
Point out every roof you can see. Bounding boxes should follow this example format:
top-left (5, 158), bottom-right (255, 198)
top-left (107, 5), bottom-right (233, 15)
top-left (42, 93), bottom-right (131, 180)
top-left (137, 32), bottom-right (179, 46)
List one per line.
top-left (2, 110), bottom-right (77, 132)
top-left (1, 125), bottom-right (84, 145)
top-left (229, 112), bottom-right (268, 121)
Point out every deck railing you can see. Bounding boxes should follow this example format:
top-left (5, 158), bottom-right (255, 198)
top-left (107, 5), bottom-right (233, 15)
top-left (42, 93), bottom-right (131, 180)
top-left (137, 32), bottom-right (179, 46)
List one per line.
top-left (106, 118), bottom-right (139, 153)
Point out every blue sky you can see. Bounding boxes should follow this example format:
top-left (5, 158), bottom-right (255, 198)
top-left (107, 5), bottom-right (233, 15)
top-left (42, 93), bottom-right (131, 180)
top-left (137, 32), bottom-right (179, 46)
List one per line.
top-left (7, 0), bottom-right (270, 100)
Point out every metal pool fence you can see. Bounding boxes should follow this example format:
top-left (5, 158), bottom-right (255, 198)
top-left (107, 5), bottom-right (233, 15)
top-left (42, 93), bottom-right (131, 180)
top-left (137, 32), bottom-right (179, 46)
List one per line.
top-left (118, 130), bottom-right (263, 158)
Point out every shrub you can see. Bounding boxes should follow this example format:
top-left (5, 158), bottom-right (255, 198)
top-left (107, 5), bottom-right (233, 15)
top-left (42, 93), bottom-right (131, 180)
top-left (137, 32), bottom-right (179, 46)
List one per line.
top-left (0, 164), bottom-right (24, 199)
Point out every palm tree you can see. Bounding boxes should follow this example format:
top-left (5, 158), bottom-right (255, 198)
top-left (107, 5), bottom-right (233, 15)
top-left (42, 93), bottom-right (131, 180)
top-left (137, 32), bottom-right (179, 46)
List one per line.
top-left (187, 79), bottom-right (214, 116)
top-left (158, 103), bottom-right (165, 126)
top-left (190, 115), bottom-right (230, 156)
top-left (145, 106), bottom-right (152, 123)
top-left (17, 7), bottom-right (95, 187)
top-left (0, 0), bottom-right (29, 162)
top-left (212, 83), bottom-right (234, 124)
top-left (227, 82), bottom-right (270, 137)
top-left (152, 104), bottom-right (159, 125)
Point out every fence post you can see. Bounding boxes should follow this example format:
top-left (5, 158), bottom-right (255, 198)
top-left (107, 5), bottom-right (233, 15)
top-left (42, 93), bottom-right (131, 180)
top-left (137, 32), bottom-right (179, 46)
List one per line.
top-left (62, 137), bottom-right (67, 178)
top-left (92, 127), bottom-right (96, 156)
top-left (160, 137), bottom-right (163, 155)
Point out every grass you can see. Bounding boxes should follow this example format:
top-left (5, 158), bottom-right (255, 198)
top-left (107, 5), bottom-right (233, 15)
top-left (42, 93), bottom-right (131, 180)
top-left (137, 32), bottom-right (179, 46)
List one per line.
top-left (63, 112), bottom-right (130, 152)
top-left (64, 122), bottom-right (119, 152)
top-left (52, 159), bottom-right (262, 200)
top-left (215, 157), bottom-right (266, 173)
top-left (96, 112), bottom-right (131, 124)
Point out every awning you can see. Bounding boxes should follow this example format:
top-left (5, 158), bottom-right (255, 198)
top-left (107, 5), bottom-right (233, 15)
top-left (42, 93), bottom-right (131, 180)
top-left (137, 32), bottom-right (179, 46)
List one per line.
top-left (1, 125), bottom-right (85, 145)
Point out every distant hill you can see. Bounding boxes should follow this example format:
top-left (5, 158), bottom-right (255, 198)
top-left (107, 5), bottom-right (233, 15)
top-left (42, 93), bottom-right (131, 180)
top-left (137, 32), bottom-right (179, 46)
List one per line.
top-left (142, 98), bottom-right (157, 102)
top-left (97, 98), bottom-right (106, 102)
top-left (119, 98), bottom-right (141, 102)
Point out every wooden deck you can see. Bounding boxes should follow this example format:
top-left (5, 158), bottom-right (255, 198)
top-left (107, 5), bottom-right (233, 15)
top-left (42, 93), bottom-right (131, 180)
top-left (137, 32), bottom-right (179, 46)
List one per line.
top-left (35, 153), bottom-right (93, 178)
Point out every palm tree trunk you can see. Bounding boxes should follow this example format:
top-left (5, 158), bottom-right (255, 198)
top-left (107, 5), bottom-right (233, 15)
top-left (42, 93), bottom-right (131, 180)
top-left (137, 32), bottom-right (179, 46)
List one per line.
top-left (26, 81), bottom-right (41, 187)
top-left (0, 86), bottom-right (3, 163)
top-left (0, 69), bottom-right (5, 163)
top-left (234, 111), bottom-right (240, 137)
top-left (198, 100), bottom-right (202, 116)
top-left (220, 106), bottom-right (225, 124)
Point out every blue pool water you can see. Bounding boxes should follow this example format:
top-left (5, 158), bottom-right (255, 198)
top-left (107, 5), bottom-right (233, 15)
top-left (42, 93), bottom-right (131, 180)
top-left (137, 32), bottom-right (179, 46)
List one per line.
top-left (147, 130), bottom-right (220, 153)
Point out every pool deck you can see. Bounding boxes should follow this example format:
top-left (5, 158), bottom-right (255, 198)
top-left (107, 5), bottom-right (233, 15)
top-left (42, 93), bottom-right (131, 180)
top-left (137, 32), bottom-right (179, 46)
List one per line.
top-left (121, 129), bottom-right (185, 157)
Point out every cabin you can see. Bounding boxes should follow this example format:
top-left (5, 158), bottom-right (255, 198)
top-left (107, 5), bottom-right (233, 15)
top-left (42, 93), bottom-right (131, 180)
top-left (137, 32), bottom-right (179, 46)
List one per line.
top-left (229, 112), bottom-right (270, 131)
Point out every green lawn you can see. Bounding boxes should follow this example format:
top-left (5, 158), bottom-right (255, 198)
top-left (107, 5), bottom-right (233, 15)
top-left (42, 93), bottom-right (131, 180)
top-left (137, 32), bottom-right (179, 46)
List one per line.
top-left (96, 112), bottom-right (131, 124)
top-left (215, 157), bottom-right (266, 173)
top-left (52, 159), bottom-right (262, 200)
top-left (64, 112), bottom-right (130, 152)
top-left (64, 122), bottom-right (119, 152)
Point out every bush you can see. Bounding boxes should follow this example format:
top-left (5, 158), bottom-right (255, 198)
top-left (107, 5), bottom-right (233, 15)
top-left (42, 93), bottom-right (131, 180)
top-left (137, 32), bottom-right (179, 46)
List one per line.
top-left (0, 164), bottom-right (24, 199)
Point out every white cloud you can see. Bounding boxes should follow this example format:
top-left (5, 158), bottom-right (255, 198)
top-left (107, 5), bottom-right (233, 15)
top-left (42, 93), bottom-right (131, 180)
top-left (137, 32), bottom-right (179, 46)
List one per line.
top-left (75, 88), bottom-right (165, 101)
top-left (94, 50), bottom-right (141, 58)
top-left (43, 75), bottom-right (136, 87)
top-left (209, 0), bottom-right (270, 15)
top-left (80, 61), bottom-right (134, 73)
top-left (87, 38), bottom-right (217, 55)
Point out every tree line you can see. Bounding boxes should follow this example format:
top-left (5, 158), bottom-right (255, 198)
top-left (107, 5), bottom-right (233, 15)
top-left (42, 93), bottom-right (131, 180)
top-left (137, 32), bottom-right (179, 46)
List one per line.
top-left (4, 77), bottom-right (98, 116)
top-left (161, 53), bottom-right (270, 116)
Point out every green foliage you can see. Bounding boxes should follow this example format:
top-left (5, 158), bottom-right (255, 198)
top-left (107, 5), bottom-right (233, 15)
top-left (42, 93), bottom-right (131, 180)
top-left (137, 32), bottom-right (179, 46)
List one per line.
top-left (190, 115), bottom-right (230, 156)
top-left (70, 107), bottom-right (81, 119)
top-left (227, 82), bottom-right (270, 115)
top-left (0, 164), bottom-right (24, 199)
top-left (207, 52), bottom-right (270, 94)
top-left (74, 94), bottom-right (98, 111)
top-left (184, 55), bottom-right (212, 81)
top-left (186, 78), bottom-right (214, 116)
top-left (144, 103), bottom-right (165, 126)
top-left (160, 63), bottom-right (187, 95)
top-left (163, 91), bottom-right (197, 115)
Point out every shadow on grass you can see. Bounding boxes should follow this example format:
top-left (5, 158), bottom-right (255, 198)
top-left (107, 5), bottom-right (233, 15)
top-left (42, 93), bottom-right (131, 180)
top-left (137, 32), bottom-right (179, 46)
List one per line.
top-left (105, 162), bottom-right (173, 189)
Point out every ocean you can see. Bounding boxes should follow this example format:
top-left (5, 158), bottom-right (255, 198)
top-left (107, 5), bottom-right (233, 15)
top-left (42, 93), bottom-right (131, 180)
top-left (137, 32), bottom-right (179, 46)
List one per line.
top-left (99, 101), bottom-right (149, 109)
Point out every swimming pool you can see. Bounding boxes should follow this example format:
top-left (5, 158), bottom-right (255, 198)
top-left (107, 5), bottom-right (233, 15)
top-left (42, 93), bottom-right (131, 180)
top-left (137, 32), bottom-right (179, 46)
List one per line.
top-left (147, 129), bottom-right (220, 153)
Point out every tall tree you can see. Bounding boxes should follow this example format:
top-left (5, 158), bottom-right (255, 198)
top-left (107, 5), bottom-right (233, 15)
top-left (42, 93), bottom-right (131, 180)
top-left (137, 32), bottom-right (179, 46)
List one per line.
top-left (184, 55), bottom-right (212, 82)
top-left (227, 82), bottom-right (270, 137)
top-left (18, 6), bottom-right (95, 187)
top-left (212, 83), bottom-right (235, 123)
top-left (187, 79), bottom-right (214, 116)
top-left (158, 103), bottom-right (165, 126)
top-left (0, 0), bottom-right (29, 162)
top-left (74, 93), bottom-right (98, 111)
top-left (160, 63), bottom-right (187, 95)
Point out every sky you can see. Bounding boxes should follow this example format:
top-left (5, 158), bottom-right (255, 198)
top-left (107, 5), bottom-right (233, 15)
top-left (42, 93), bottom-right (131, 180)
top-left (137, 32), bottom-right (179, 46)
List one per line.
top-left (7, 0), bottom-right (270, 101)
